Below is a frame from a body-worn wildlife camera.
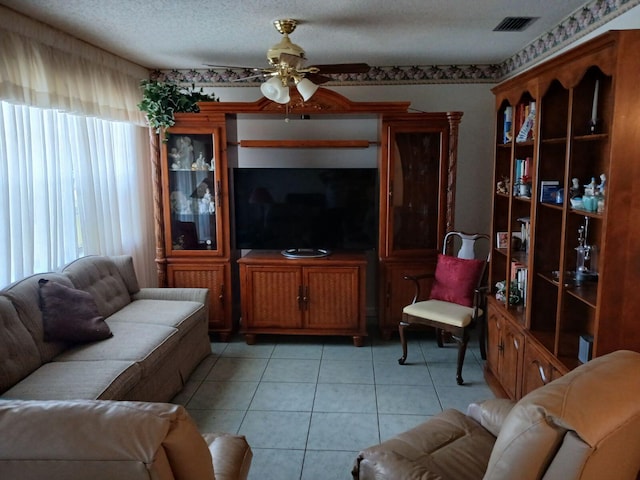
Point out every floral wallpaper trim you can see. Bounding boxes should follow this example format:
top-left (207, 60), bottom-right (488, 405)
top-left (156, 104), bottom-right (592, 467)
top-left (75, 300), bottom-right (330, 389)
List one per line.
top-left (151, 0), bottom-right (640, 86)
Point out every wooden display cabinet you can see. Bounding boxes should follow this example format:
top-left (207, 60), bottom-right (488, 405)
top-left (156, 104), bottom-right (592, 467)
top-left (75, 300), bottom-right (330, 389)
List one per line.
top-left (153, 114), bottom-right (234, 339)
top-left (238, 251), bottom-right (367, 346)
top-left (377, 112), bottom-right (462, 338)
top-left (487, 30), bottom-right (640, 399)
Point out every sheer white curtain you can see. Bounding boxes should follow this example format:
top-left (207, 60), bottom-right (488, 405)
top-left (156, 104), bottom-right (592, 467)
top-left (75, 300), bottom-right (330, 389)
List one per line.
top-left (0, 7), bottom-right (157, 287)
top-left (0, 102), bottom-right (155, 286)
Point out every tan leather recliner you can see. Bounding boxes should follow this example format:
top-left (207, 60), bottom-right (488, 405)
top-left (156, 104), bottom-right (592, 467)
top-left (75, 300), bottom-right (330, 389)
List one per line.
top-left (353, 350), bottom-right (640, 480)
top-left (0, 400), bottom-right (252, 480)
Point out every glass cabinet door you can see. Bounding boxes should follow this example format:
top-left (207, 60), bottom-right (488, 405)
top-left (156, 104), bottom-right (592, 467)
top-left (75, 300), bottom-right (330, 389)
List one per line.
top-left (387, 127), bottom-right (445, 256)
top-left (164, 132), bottom-right (222, 254)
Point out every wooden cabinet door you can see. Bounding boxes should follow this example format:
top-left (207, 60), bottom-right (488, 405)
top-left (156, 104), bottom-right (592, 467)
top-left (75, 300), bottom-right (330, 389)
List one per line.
top-left (242, 266), bottom-right (302, 329)
top-left (501, 321), bottom-right (523, 399)
top-left (486, 299), bottom-right (523, 400)
top-left (522, 339), bottom-right (566, 397)
top-left (379, 114), bottom-right (460, 259)
top-left (304, 266), bottom-right (359, 330)
top-left (161, 128), bottom-right (227, 257)
top-left (167, 262), bottom-right (231, 337)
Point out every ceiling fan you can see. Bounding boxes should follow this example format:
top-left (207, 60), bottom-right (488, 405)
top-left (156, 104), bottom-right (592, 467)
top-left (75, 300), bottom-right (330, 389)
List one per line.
top-left (207, 19), bottom-right (370, 104)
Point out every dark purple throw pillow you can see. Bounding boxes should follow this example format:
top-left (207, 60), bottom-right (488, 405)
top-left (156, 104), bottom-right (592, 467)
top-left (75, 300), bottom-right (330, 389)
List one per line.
top-left (38, 279), bottom-right (113, 343)
top-left (428, 254), bottom-right (485, 307)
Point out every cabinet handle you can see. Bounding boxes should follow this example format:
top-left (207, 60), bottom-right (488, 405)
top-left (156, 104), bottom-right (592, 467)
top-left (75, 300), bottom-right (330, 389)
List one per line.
top-left (219, 284), bottom-right (224, 303)
top-left (533, 360), bottom-right (548, 384)
top-left (513, 338), bottom-right (520, 350)
top-left (498, 342), bottom-right (504, 352)
top-left (303, 285), bottom-right (309, 310)
top-left (297, 285), bottom-right (303, 310)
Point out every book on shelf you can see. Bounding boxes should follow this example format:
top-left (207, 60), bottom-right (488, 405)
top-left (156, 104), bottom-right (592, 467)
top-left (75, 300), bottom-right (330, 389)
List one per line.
top-left (514, 157), bottom-right (532, 195)
top-left (503, 106), bottom-right (513, 144)
top-left (516, 216), bottom-right (531, 253)
top-left (516, 101), bottom-right (536, 143)
top-left (510, 260), bottom-right (528, 307)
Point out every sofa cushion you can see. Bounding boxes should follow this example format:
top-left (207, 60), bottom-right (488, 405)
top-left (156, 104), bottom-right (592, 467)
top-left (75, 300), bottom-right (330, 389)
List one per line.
top-left (0, 360), bottom-right (141, 400)
top-left (0, 296), bottom-right (42, 394)
top-left (38, 279), bottom-right (113, 343)
top-left (354, 409), bottom-right (495, 480)
top-left (53, 322), bottom-right (180, 377)
top-left (62, 256), bottom-right (132, 318)
top-left (108, 299), bottom-right (206, 333)
top-left (2, 272), bottom-right (73, 362)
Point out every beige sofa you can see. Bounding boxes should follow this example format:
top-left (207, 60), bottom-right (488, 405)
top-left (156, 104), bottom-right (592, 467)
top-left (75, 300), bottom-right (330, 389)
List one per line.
top-left (0, 255), bottom-right (211, 401)
top-left (353, 350), bottom-right (640, 480)
top-left (0, 399), bottom-right (252, 480)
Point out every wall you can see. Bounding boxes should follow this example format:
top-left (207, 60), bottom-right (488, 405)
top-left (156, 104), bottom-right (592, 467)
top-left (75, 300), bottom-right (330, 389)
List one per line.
top-left (210, 82), bottom-right (497, 238)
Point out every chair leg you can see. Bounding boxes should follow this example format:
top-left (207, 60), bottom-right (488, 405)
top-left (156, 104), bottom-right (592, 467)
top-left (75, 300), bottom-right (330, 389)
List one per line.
top-left (455, 329), bottom-right (470, 385)
top-left (436, 328), bottom-right (444, 348)
top-left (398, 321), bottom-right (409, 365)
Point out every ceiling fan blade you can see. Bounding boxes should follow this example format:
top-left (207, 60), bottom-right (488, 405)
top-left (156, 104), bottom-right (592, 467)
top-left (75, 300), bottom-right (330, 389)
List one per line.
top-left (309, 63), bottom-right (371, 74)
top-left (232, 73), bottom-right (270, 82)
top-left (204, 64), bottom-right (262, 72)
top-left (305, 73), bottom-right (333, 85)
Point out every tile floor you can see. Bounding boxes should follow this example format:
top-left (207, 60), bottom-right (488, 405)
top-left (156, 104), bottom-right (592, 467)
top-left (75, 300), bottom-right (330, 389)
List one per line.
top-left (172, 325), bottom-right (494, 480)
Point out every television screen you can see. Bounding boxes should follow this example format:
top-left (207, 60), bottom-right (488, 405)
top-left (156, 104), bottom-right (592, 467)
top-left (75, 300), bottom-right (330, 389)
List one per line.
top-left (233, 168), bottom-right (378, 251)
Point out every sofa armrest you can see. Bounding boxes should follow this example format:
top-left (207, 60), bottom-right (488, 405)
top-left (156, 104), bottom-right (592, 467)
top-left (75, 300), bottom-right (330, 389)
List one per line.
top-left (0, 400), bottom-right (216, 480)
top-left (133, 287), bottom-right (209, 305)
top-left (466, 398), bottom-right (516, 437)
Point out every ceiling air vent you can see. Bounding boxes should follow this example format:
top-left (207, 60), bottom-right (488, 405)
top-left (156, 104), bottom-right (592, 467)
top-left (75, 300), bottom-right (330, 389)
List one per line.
top-left (493, 16), bottom-right (538, 32)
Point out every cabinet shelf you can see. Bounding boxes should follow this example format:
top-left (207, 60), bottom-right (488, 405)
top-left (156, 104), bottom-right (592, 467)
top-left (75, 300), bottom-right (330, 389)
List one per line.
top-left (565, 283), bottom-right (598, 308)
top-left (540, 137), bottom-right (567, 145)
top-left (572, 133), bottom-right (608, 142)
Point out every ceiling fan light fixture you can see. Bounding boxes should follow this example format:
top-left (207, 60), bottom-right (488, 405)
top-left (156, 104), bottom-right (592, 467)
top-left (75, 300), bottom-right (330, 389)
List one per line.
top-left (296, 77), bottom-right (318, 101)
top-left (261, 76), bottom-right (290, 104)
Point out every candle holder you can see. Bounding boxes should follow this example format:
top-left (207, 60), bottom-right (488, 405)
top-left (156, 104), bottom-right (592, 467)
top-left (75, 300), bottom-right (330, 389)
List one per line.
top-left (589, 79), bottom-right (599, 134)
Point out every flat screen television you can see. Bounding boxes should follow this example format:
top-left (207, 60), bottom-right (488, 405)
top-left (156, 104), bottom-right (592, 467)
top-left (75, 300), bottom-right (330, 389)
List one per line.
top-left (233, 168), bottom-right (378, 251)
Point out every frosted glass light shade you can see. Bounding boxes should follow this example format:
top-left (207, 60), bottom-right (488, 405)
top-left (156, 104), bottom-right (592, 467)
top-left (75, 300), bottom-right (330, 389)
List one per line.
top-left (296, 78), bottom-right (318, 101)
top-left (260, 77), bottom-right (290, 104)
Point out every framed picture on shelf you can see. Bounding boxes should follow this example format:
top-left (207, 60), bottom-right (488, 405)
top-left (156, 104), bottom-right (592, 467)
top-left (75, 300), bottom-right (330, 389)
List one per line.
top-left (496, 232), bottom-right (509, 249)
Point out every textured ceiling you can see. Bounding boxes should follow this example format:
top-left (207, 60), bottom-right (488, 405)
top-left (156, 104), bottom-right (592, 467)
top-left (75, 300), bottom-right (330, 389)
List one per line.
top-left (2, 0), bottom-right (594, 71)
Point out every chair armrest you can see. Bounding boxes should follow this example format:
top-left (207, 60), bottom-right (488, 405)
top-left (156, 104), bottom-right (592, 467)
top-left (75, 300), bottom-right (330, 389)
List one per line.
top-left (402, 273), bottom-right (432, 304)
top-left (466, 398), bottom-right (515, 437)
top-left (133, 287), bottom-right (209, 305)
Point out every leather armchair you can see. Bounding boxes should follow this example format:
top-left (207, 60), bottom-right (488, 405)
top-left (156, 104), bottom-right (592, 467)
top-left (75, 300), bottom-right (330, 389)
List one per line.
top-left (0, 400), bottom-right (252, 480)
top-left (353, 350), bottom-right (640, 480)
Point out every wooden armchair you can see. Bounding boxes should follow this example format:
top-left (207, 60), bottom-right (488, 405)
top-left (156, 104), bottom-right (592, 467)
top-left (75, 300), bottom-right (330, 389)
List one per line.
top-left (398, 231), bottom-right (490, 384)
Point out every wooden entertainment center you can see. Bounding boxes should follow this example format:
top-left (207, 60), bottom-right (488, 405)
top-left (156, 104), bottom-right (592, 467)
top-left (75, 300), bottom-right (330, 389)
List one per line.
top-left (149, 88), bottom-right (462, 344)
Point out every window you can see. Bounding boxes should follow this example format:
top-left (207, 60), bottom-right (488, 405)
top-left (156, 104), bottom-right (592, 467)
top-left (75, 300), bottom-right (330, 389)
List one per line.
top-left (0, 101), bottom-right (154, 286)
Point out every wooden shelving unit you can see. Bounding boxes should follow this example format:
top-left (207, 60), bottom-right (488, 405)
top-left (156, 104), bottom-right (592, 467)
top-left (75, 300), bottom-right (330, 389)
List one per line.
top-left (487, 30), bottom-right (640, 400)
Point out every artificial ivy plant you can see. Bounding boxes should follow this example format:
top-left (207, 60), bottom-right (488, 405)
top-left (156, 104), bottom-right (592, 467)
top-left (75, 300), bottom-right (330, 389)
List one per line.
top-left (137, 80), bottom-right (219, 139)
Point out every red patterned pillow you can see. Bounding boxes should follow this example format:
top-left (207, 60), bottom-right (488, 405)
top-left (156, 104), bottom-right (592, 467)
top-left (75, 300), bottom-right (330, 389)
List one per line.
top-left (429, 254), bottom-right (485, 307)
